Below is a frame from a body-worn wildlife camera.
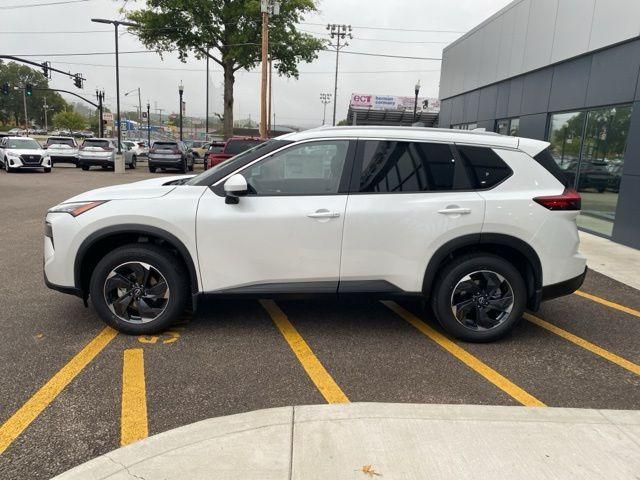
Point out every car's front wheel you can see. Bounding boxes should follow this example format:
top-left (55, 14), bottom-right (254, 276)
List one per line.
top-left (431, 254), bottom-right (526, 342)
top-left (89, 244), bottom-right (188, 334)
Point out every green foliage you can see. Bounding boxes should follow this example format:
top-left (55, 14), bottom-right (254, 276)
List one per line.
top-left (337, 119), bottom-right (349, 126)
top-left (122, 0), bottom-right (326, 136)
top-left (0, 61), bottom-right (69, 127)
top-left (52, 110), bottom-right (86, 131)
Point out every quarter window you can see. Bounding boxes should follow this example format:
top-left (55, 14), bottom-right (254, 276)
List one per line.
top-left (358, 141), bottom-right (457, 192)
top-left (241, 140), bottom-right (349, 195)
top-left (456, 145), bottom-right (512, 189)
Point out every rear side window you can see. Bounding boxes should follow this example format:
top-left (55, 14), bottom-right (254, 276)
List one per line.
top-left (533, 147), bottom-right (572, 187)
top-left (358, 141), bottom-right (458, 192)
top-left (456, 145), bottom-right (512, 189)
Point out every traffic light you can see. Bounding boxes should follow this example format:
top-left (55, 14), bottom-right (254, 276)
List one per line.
top-left (25, 84), bottom-right (33, 96)
top-left (1, 83), bottom-right (9, 95)
top-left (41, 61), bottom-right (50, 79)
top-left (73, 74), bottom-right (84, 89)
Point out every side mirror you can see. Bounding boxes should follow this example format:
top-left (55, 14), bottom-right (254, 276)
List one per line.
top-left (224, 173), bottom-right (248, 204)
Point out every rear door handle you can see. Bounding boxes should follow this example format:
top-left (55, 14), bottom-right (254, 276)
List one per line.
top-left (437, 207), bottom-right (471, 215)
top-left (307, 210), bottom-right (340, 219)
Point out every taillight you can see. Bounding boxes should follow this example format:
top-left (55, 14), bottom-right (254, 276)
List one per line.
top-left (533, 188), bottom-right (581, 211)
top-left (103, 146), bottom-right (113, 151)
top-left (172, 149), bottom-right (180, 154)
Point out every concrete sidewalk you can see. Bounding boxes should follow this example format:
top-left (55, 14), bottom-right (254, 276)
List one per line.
top-left (579, 231), bottom-right (640, 290)
top-left (54, 403), bottom-right (640, 480)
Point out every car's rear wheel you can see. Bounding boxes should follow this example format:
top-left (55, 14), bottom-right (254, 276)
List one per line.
top-left (431, 254), bottom-right (526, 342)
top-left (81, 165), bottom-right (89, 171)
top-left (89, 244), bottom-right (188, 334)
top-left (180, 159), bottom-right (187, 173)
top-left (130, 156), bottom-right (137, 169)
top-left (44, 167), bottom-right (51, 173)
top-left (149, 166), bottom-right (156, 173)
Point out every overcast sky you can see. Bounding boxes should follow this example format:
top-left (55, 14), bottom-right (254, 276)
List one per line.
top-left (3, 0), bottom-right (511, 128)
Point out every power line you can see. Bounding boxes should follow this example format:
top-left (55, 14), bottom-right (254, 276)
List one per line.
top-left (324, 49), bottom-right (441, 61)
top-left (301, 22), bottom-right (466, 34)
top-left (299, 29), bottom-right (451, 44)
top-left (4, 0), bottom-right (92, 9)
top-left (0, 30), bottom-right (111, 35)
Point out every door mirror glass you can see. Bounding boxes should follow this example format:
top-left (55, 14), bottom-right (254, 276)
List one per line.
top-left (223, 173), bottom-right (248, 204)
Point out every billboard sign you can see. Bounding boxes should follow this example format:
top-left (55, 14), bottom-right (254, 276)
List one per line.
top-left (350, 93), bottom-right (440, 113)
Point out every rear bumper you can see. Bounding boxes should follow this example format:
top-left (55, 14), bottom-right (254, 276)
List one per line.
top-left (79, 157), bottom-right (113, 167)
top-left (149, 157), bottom-right (183, 168)
top-left (540, 267), bottom-right (587, 303)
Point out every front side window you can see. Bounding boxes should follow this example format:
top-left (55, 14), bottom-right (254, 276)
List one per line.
top-left (358, 141), bottom-right (457, 192)
top-left (241, 140), bottom-right (350, 195)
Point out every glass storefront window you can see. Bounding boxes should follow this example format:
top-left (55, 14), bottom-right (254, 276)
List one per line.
top-left (509, 118), bottom-right (520, 136)
top-left (548, 111), bottom-right (586, 188)
top-left (496, 119), bottom-right (509, 135)
top-left (547, 105), bottom-right (632, 237)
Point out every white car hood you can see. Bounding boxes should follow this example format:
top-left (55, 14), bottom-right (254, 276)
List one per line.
top-left (6, 148), bottom-right (45, 156)
top-left (63, 174), bottom-right (196, 202)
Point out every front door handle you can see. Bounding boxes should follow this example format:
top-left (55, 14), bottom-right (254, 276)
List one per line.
top-left (437, 207), bottom-right (471, 215)
top-left (307, 210), bottom-right (340, 219)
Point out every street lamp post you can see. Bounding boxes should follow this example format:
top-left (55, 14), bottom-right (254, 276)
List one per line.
top-left (178, 81), bottom-right (184, 141)
top-left (95, 89), bottom-right (105, 137)
top-left (413, 80), bottom-right (421, 123)
top-left (91, 18), bottom-right (138, 156)
top-left (146, 101), bottom-right (151, 147)
top-left (327, 24), bottom-right (352, 126)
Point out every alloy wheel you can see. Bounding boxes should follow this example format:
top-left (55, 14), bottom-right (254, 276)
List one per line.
top-left (450, 270), bottom-right (514, 331)
top-left (103, 261), bottom-right (170, 324)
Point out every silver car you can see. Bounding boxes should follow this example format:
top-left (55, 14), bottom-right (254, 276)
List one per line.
top-left (45, 136), bottom-right (79, 167)
top-left (79, 138), bottom-right (136, 170)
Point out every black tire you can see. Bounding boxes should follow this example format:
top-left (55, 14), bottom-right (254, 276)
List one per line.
top-left (89, 244), bottom-right (189, 335)
top-left (130, 156), bottom-right (137, 169)
top-left (75, 162), bottom-right (81, 168)
top-left (149, 166), bottom-right (156, 173)
top-left (188, 162), bottom-right (194, 172)
top-left (81, 165), bottom-right (89, 171)
top-left (180, 160), bottom-right (187, 174)
top-left (44, 167), bottom-right (51, 173)
top-left (430, 253), bottom-right (526, 342)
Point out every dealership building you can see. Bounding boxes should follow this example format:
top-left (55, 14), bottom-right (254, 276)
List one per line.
top-left (438, 0), bottom-right (640, 249)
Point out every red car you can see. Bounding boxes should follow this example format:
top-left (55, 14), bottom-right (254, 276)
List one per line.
top-left (205, 136), bottom-right (263, 169)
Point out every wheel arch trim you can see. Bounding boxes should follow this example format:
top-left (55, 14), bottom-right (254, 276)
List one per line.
top-left (422, 233), bottom-right (542, 300)
top-left (74, 224), bottom-right (199, 295)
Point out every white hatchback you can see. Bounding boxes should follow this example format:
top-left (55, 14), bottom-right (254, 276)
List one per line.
top-left (44, 126), bottom-right (586, 342)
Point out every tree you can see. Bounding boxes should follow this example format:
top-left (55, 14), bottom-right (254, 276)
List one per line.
top-left (52, 110), bottom-right (86, 131)
top-left (123, 0), bottom-right (325, 138)
top-left (0, 61), bottom-right (69, 127)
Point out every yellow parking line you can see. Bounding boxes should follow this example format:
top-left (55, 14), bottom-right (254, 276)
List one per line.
top-left (0, 327), bottom-right (118, 455)
top-left (574, 290), bottom-right (640, 319)
top-left (120, 349), bottom-right (149, 446)
top-left (382, 301), bottom-right (546, 407)
top-left (260, 300), bottom-right (349, 404)
top-left (524, 313), bottom-right (640, 376)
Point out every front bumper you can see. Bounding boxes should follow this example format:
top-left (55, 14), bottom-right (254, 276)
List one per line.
top-left (44, 269), bottom-right (82, 298)
top-left (6, 156), bottom-right (50, 168)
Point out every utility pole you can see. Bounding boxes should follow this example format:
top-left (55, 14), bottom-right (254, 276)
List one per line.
top-left (259, 0), bottom-right (280, 139)
top-left (178, 81), bottom-right (184, 141)
top-left (96, 90), bottom-right (105, 137)
top-left (320, 93), bottom-right (332, 125)
top-left (42, 98), bottom-right (49, 131)
top-left (268, 55), bottom-right (273, 136)
top-left (22, 87), bottom-right (28, 130)
top-left (146, 101), bottom-right (151, 146)
top-left (327, 24), bottom-right (352, 126)
top-left (205, 51), bottom-right (209, 139)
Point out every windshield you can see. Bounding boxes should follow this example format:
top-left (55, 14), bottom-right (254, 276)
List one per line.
top-left (46, 138), bottom-right (75, 147)
top-left (226, 139), bottom-right (262, 155)
top-left (208, 145), bottom-right (224, 154)
top-left (153, 142), bottom-right (178, 149)
top-left (185, 139), bottom-right (286, 186)
top-left (6, 138), bottom-right (40, 150)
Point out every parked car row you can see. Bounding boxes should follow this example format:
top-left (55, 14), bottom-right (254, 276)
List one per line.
top-left (203, 137), bottom-right (263, 170)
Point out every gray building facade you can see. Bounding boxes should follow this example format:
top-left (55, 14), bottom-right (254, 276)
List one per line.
top-left (438, 0), bottom-right (640, 249)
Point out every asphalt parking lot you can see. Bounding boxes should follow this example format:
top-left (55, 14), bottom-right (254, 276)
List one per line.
top-left (1, 164), bottom-right (639, 480)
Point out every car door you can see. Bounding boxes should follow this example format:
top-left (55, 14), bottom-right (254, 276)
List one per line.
top-left (339, 139), bottom-right (486, 294)
top-left (196, 139), bottom-right (355, 293)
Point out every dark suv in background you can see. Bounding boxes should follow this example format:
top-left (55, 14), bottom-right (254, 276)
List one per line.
top-left (148, 141), bottom-right (194, 173)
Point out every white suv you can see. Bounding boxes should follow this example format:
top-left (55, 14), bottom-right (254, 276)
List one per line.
top-left (44, 127), bottom-right (586, 342)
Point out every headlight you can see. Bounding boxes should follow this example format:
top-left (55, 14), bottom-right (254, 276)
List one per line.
top-left (7, 151), bottom-right (19, 158)
top-left (48, 201), bottom-right (108, 217)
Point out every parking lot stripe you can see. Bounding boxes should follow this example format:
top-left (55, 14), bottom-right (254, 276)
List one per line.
top-left (0, 327), bottom-right (117, 455)
top-left (120, 349), bottom-right (149, 446)
top-left (260, 300), bottom-right (349, 404)
top-left (574, 290), bottom-right (640, 319)
top-left (524, 313), bottom-right (640, 376)
top-left (382, 302), bottom-right (546, 407)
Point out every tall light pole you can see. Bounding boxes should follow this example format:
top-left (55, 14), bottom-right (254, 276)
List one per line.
top-left (124, 87), bottom-right (142, 140)
top-left (259, 0), bottom-right (280, 139)
top-left (413, 80), bottom-right (421, 123)
top-left (320, 93), bottom-right (332, 125)
top-left (91, 18), bottom-right (138, 154)
top-left (328, 24), bottom-right (352, 126)
top-left (205, 51), bottom-right (209, 139)
top-left (178, 81), bottom-right (184, 141)
top-left (146, 101), bottom-right (151, 146)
